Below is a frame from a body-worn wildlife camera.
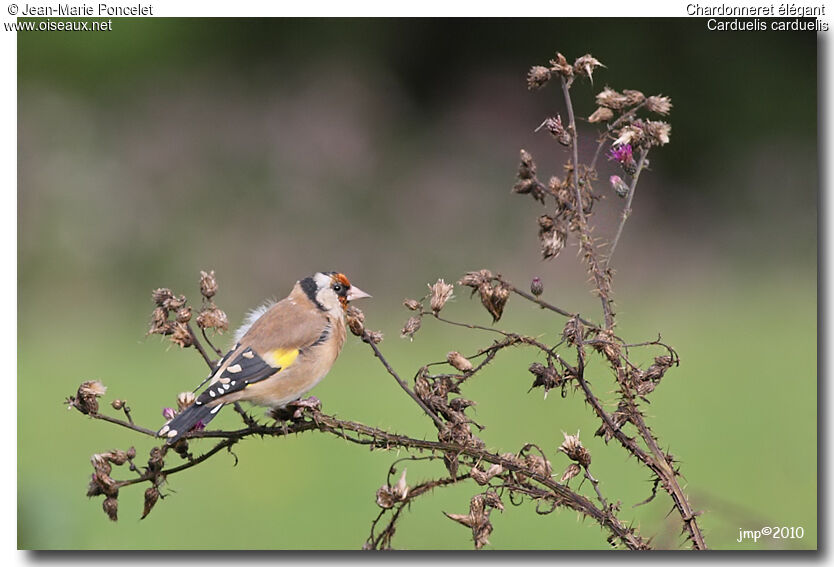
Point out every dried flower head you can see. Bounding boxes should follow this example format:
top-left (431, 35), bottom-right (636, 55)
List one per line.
top-left (528, 362), bottom-right (562, 397)
top-left (428, 279), bottom-right (454, 314)
top-left (152, 288), bottom-right (174, 308)
top-left (561, 463), bottom-right (582, 483)
top-left (526, 65), bottom-right (552, 90)
top-left (111, 399), bottom-right (125, 410)
top-left (364, 330), bottom-right (384, 345)
top-left (530, 276), bottom-right (544, 297)
top-left (458, 269), bottom-right (493, 290)
top-left (400, 316), bottom-right (422, 340)
top-left (148, 307), bottom-right (171, 336)
top-left (445, 492), bottom-right (503, 550)
top-left (403, 298), bottom-right (422, 311)
top-left (67, 380), bottom-right (108, 415)
top-left (549, 52), bottom-right (573, 78)
top-left (646, 95), bottom-right (673, 115)
top-left (486, 281), bottom-right (510, 322)
top-left (538, 215), bottom-right (568, 260)
top-left (345, 305), bottom-right (365, 337)
top-left (102, 496), bottom-right (119, 522)
top-left (196, 306), bottom-right (229, 333)
top-left (169, 321), bottom-right (193, 348)
top-left (141, 486), bottom-right (160, 520)
top-left (176, 391), bottom-right (196, 411)
top-left (623, 89), bottom-right (645, 106)
top-left (644, 120), bottom-right (671, 146)
top-left (470, 463), bottom-right (503, 486)
top-left (613, 124), bottom-right (645, 148)
top-left (375, 469), bottom-right (409, 509)
top-left (163, 294), bottom-right (187, 312)
top-left (513, 150), bottom-right (546, 203)
top-left (573, 54), bottom-right (604, 83)
top-left (447, 351), bottom-right (473, 373)
top-left (199, 270), bottom-right (218, 299)
top-left (517, 149), bottom-right (536, 179)
top-left (588, 106), bottom-right (614, 123)
top-left (595, 87), bottom-right (630, 110)
top-left (175, 306), bottom-right (192, 324)
top-left (562, 316), bottom-right (584, 347)
top-left (541, 115), bottom-right (571, 146)
top-left (559, 431), bottom-right (592, 467)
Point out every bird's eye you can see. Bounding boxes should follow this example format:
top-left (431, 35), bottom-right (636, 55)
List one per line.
top-left (333, 283), bottom-right (344, 293)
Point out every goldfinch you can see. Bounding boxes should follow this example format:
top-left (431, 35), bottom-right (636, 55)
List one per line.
top-left (158, 272), bottom-right (370, 444)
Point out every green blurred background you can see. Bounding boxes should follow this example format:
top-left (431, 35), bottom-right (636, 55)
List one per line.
top-left (18, 18), bottom-right (816, 550)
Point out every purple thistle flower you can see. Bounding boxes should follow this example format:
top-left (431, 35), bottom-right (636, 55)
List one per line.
top-left (607, 144), bottom-right (637, 175)
top-left (162, 407), bottom-right (176, 420)
top-left (193, 420), bottom-right (206, 431)
top-left (607, 144), bottom-right (633, 164)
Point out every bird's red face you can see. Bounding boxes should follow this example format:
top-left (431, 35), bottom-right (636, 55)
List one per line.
top-left (329, 272), bottom-right (371, 310)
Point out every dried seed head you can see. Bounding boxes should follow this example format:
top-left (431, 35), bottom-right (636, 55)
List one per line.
top-left (400, 316), bottom-right (422, 340)
top-left (148, 307), bottom-right (171, 336)
top-left (458, 269), bottom-right (493, 289)
top-left (403, 298), bottom-right (422, 311)
top-left (68, 380), bottom-right (108, 415)
top-left (392, 469), bottom-right (409, 501)
top-left (530, 276), bottom-right (543, 297)
top-left (528, 362), bottom-right (561, 397)
top-left (562, 316), bottom-right (584, 346)
top-left (645, 120), bottom-right (671, 146)
top-left (588, 106), bottom-right (614, 123)
top-left (595, 87), bottom-right (630, 110)
top-left (109, 449), bottom-right (129, 466)
top-left (175, 306), bottom-right (192, 324)
top-left (592, 328), bottom-right (621, 364)
top-left (364, 330), bottom-right (384, 344)
top-left (623, 89), bottom-right (645, 106)
top-left (573, 54), bottom-right (604, 83)
top-left (518, 149), bottom-right (536, 179)
top-left (526, 65), bottom-right (552, 90)
top-left (538, 215), bottom-right (568, 260)
top-left (428, 279), bottom-right (454, 314)
top-left (163, 294), bottom-right (187, 312)
top-left (484, 282), bottom-right (510, 323)
top-left (196, 306), bottom-right (229, 333)
top-left (141, 486), bottom-right (160, 520)
top-left (645, 355), bottom-right (675, 382)
top-left (102, 496), bottom-right (119, 522)
top-left (169, 322), bottom-right (193, 348)
top-left (549, 52), bottom-right (573, 78)
top-left (199, 270), bottom-right (218, 299)
top-left (524, 453), bottom-right (552, 478)
top-left (561, 463), bottom-right (582, 483)
top-left (609, 175), bottom-right (629, 198)
top-left (111, 399), bottom-right (125, 410)
top-left (613, 124), bottom-right (645, 148)
top-left (152, 288), bottom-right (174, 308)
top-left (542, 115), bottom-right (571, 147)
top-left (447, 351), bottom-right (473, 372)
top-left (646, 95), bottom-right (673, 115)
top-left (559, 431), bottom-right (592, 467)
top-left (345, 305), bottom-right (365, 336)
top-left (176, 391), bottom-right (196, 411)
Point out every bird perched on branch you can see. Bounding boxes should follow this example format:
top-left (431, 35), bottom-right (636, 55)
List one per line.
top-left (158, 272), bottom-right (370, 444)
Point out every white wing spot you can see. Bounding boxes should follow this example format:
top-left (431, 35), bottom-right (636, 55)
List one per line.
top-left (209, 390), bottom-right (216, 397)
top-left (210, 404), bottom-right (224, 414)
top-left (159, 425), bottom-right (169, 436)
top-left (167, 429), bottom-right (179, 438)
top-left (242, 351), bottom-right (254, 359)
top-left (227, 364), bottom-right (243, 373)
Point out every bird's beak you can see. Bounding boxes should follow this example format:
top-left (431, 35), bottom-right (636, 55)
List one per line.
top-left (347, 286), bottom-right (371, 301)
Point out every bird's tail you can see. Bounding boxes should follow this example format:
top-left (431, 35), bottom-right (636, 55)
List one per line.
top-left (158, 402), bottom-right (224, 444)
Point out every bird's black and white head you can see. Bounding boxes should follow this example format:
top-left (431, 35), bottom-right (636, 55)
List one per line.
top-left (301, 272), bottom-right (371, 312)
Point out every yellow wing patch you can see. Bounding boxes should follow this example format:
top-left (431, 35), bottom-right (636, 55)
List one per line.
top-left (263, 347), bottom-right (300, 370)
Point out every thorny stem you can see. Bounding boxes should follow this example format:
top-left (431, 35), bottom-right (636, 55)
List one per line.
top-left (186, 323), bottom-right (216, 370)
top-left (498, 279), bottom-right (600, 330)
top-left (182, 412), bottom-right (647, 549)
top-left (588, 101), bottom-right (648, 173)
top-left (605, 148), bottom-right (649, 269)
top-left (560, 75), bottom-right (586, 229)
top-left (361, 331), bottom-right (446, 430)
